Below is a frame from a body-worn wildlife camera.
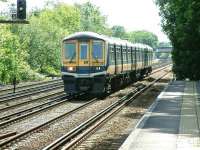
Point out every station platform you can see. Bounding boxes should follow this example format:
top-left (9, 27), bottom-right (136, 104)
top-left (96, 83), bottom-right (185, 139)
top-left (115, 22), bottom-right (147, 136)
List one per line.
top-left (120, 81), bottom-right (200, 150)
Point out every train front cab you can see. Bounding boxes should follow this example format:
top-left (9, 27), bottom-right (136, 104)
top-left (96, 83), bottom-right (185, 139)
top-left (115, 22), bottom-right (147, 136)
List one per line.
top-left (61, 39), bottom-right (106, 95)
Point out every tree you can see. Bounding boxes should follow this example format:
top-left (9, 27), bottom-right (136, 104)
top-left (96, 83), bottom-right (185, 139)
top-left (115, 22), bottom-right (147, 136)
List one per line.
top-left (156, 0), bottom-right (200, 80)
top-left (1, 1), bottom-right (114, 84)
top-left (128, 30), bottom-right (158, 49)
top-left (0, 25), bottom-right (31, 84)
top-left (17, 4), bottom-right (80, 75)
top-left (111, 25), bottom-right (126, 39)
top-left (76, 2), bottom-right (109, 34)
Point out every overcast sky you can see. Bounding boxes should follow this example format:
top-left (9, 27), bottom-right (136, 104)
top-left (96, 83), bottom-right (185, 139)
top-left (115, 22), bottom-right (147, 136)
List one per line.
top-left (0, 0), bottom-right (169, 42)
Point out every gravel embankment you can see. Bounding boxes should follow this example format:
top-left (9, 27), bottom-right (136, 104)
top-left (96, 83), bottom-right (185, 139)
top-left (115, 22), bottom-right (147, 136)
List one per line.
top-left (0, 89), bottom-right (64, 117)
top-left (1, 68), bottom-right (171, 150)
top-left (74, 72), bottom-right (173, 150)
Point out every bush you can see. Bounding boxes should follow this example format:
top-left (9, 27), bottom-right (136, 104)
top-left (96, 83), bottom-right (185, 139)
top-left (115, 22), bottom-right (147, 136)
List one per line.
top-left (40, 66), bottom-right (60, 77)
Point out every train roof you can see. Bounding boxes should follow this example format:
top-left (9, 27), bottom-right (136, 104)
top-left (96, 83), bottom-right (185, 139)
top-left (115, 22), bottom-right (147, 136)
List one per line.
top-left (63, 32), bottom-right (153, 50)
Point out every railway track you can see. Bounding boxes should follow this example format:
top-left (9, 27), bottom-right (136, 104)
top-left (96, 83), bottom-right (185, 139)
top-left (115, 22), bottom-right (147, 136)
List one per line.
top-left (0, 61), bottom-right (168, 96)
top-left (0, 96), bottom-right (97, 148)
top-left (0, 78), bottom-right (62, 95)
top-left (0, 82), bottom-right (63, 104)
top-left (0, 93), bottom-right (68, 128)
top-left (152, 60), bottom-right (171, 70)
top-left (151, 63), bottom-right (171, 75)
top-left (0, 90), bottom-right (64, 112)
top-left (0, 65), bottom-right (171, 149)
top-left (43, 68), bottom-right (170, 150)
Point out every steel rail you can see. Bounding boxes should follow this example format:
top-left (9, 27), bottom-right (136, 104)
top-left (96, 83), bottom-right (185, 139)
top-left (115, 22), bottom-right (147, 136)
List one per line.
top-left (0, 97), bottom-right (97, 148)
top-left (151, 64), bottom-right (171, 75)
top-left (43, 70), bottom-right (170, 150)
top-left (0, 78), bottom-right (61, 94)
top-left (0, 132), bottom-right (17, 140)
top-left (0, 94), bottom-right (69, 128)
top-left (65, 71), bottom-right (170, 150)
top-left (0, 90), bottom-right (64, 112)
top-left (0, 84), bottom-right (63, 103)
top-left (0, 92), bottom-right (67, 122)
top-left (0, 64), bottom-right (170, 149)
top-left (0, 81), bottom-right (62, 99)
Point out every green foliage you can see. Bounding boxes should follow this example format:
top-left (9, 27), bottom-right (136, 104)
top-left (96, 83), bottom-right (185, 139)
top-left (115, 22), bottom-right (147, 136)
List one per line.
top-left (0, 1), bottom-right (160, 84)
top-left (76, 2), bottom-right (110, 34)
top-left (1, 3), bottom-right (80, 84)
top-left (128, 30), bottom-right (158, 49)
top-left (111, 25), bottom-right (127, 39)
top-left (18, 4), bottom-right (80, 75)
top-left (0, 25), bottom-right (37, 84)
top-left (156, 0), bottom-right (200, 80)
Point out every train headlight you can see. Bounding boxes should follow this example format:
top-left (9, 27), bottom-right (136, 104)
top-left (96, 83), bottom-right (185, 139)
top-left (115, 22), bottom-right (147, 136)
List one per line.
top-left (67, 66), bottom-right (76, 72)
top-left (96, 67), bottom-right (101, 70)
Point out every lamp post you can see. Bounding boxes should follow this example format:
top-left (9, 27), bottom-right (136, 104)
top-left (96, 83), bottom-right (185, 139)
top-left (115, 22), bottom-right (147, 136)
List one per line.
top-left (11, 23), bottom-right (17, 93)
top-left (13, 42), bottom-right (17, 93)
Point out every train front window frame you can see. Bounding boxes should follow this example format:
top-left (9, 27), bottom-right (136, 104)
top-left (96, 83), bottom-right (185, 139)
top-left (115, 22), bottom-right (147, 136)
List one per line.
top-left (80, 43), bottom-right (88, 59)
top-left (64, 42), bottom-right (76, 60)
top-left (92, 41), bottom-right (103, 59)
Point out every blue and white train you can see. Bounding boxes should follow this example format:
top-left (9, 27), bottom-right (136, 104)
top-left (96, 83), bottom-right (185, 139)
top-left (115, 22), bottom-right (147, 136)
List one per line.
top-left (61, 32), bottom-right (153, 95)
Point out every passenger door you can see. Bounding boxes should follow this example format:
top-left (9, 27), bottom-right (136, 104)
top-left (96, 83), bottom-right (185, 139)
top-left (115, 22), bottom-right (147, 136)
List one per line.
top-left (78, 42), bottom-right (91, 74)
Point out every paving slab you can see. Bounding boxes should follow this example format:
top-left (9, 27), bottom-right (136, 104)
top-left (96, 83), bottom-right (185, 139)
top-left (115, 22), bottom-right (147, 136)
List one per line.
top-left (120, 81), bottom-right (200, 150)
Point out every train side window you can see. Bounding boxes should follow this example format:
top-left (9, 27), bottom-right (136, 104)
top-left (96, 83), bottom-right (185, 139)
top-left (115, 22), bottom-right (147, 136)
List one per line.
top-left (128, 48), bottom-right (131, 63)
top-left (64, 43), bottom-right (76, 60)
top-left (132, 48), bottom-right (135, 64)
top-left (142, 49), bottom-right (144, 61)
top-left (93, 41), bottom-right (103, 59)
top-left (136, 49), bottom-right (138, 62)
top-left (111, 50), bottom-right (115, 65)
top-left (135, 50), bottom-right (138, 62)
top-left (123, 48), bottom-right (127, 62)
top-left (141, 49), bottom-right (143, 62)
top-left (126, 47), bottom-right (128, 62)
top-left (116, 47), bottom-right (121, 63)
top-left (137, 49), bottom-right (140, 62)
top-left (109, 47), bottom-right (115, 65)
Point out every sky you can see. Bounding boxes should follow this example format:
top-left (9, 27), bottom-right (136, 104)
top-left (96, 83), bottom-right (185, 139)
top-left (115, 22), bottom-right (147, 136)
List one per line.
top-left (0, 0), bottom-right (169, 42)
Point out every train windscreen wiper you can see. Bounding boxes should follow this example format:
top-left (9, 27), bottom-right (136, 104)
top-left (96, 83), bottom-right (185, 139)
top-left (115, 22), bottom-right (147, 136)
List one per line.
top-left (93, 56), bottom-right (99, 63)
top-left (69, 53), bottom-right (76, 63)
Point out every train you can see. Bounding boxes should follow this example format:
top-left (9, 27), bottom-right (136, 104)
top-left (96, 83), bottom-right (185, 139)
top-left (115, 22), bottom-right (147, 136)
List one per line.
top-left (61, 32), bottom-right (153, 96)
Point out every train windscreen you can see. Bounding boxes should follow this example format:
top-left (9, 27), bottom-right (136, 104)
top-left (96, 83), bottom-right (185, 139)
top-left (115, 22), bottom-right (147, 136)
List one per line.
top-left (64, 43), bottom-right (76, 60)
top-left (92, 41), bottom-right (103, 59)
